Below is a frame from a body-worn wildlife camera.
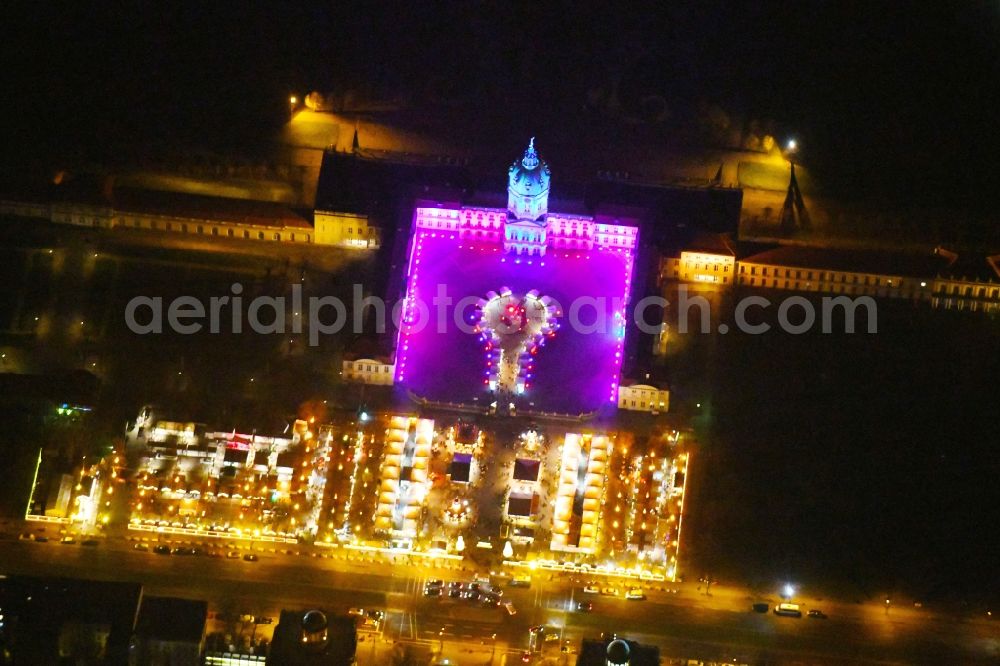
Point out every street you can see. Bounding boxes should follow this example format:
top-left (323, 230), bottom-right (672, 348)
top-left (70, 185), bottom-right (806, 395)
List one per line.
top-left (1, 524), bottom-right (997, 665)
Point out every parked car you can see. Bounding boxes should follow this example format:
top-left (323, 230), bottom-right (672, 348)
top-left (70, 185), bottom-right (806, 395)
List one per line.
top-left (752, 602), bottom-right (769, 613)
top-left (60, 536), bottom-right (76, 544)
top-left (504, 602), bottom-right (517, 616)
top-left (625, 589), bottom-right (646, 600)
top-left (153, 544), bottom-right (171, 555)
top-left (807, 609), bottom-right (828, 619)
top-left (226, 551), bottom-right (241, 559)
top-left (133, 542), bottom-right (149, 551)
top-left (242, 553), bottom-right (258, 562)
top-left (774, 603), bottom-right (802, 618)
top-left (582, 585), bottom-right (600, 594)
top-left (481, 592), bottom-right (502, 607)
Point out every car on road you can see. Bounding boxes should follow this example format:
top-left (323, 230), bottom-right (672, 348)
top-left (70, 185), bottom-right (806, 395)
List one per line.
top-left (242, 553), bottom-right (258, 562)
top-left (81, 539), bottom-right (99, 547)
top-left (60, 536), bottom-right (76, 544)
top-left (520, 651), bottom-right (531, 663)
top-left (582, 585), bottom-right (599, 594)
top-left (133, 543), bottom-right (149, 551)
top-left (600, 587), bottom-right (619, 597)
top-left (510, 575), bottom-right (531, 588)
top-left (348, 608), bottom-right (365, 617)
top-left (807, 609), bottom-right (828, 619)
top-left (226, 551), bottom-right (241, 559)
top-left (774, 603), bottom-right (802, 618)
top-left (575, 601), bottom-right (593, 612)
top-left (480, 592), bottom-right (502, 607)
top-left (504, 601), bottom-right (517, 616)
top-left (424, 586), bottom-right (442, 597)
top-left (426, 579), bottom-right (443, 588)
top-left (448, 588), bottom-right (462, 599)
top-left (172, 547), bottom-right (195, 555)
top-left (752, 602), bottom-right (769, 613)
top-left (625, 589), bottom-right (646, 600)
top-left (365, 610), bottom-right (385, 622)
top-left (34, 535), bottom-right (48, 543)
top-left (153, 544), bottom-right (171, 555)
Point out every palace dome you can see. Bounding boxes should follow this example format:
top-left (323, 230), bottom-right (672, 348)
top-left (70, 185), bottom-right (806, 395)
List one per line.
top-left (507, 138), bottom-right (550, 222)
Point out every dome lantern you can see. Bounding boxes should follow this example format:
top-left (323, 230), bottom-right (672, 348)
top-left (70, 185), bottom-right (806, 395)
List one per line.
top-left (507, 137), bottom-right (550, 222)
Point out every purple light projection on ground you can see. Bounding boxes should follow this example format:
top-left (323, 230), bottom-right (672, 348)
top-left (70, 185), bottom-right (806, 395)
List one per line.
top-left (396, 209), bottom-right (636, 414)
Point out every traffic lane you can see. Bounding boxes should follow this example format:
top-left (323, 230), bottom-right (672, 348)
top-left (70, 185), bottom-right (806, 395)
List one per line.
top-left (0, 540), bottom-right (398, 608)
top-left (3, 542), bottom-right (995, 664)
top-left (559, 595), bottom-right (993, 665)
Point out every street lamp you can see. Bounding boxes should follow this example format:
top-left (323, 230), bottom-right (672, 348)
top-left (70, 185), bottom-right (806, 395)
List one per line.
top-left (782, 583), bottom-right (796, 599)
top-left (785, 139), bottom-right (799, 166)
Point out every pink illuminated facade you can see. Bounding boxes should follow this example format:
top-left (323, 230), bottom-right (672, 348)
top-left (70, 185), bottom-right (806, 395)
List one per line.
top-left (395, 140), bottom-right (639, 414)
top-left (410, 208), bottom-right (638, 255)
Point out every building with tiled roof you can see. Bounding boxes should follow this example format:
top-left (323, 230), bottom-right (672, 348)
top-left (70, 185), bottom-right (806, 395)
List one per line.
top-left (662, 239), bottom-right (1000, 313)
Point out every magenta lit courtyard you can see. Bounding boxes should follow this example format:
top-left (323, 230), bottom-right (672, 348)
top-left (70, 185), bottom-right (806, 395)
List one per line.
top-left (395, 221), bottom-right (637, 414)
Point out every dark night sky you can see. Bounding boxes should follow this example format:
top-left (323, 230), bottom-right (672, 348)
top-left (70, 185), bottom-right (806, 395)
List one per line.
top-left (3, 2), bottom-right (999, 213)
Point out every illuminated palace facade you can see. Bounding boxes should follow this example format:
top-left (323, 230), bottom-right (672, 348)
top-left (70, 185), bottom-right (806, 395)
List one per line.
top-left (395, 141), bottom-right (639, 414)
